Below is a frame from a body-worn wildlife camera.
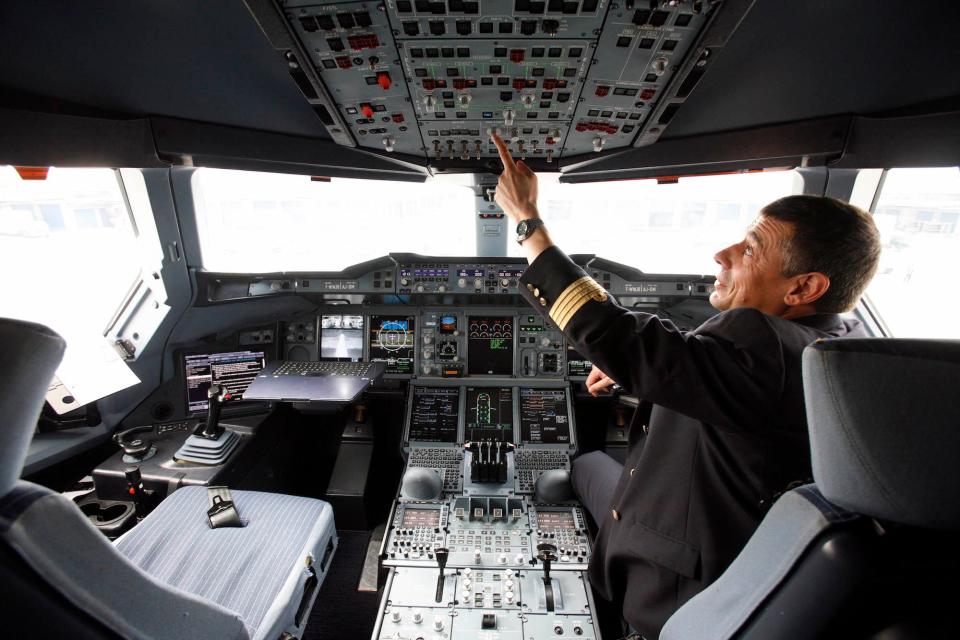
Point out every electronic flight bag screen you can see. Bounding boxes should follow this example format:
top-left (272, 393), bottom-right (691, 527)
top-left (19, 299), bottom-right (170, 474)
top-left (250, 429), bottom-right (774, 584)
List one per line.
top-left (368, 315), bottom-right (416, 374)
top-left (184, 350), bottom-right (266, 412)
top-left (520, 388), bottom-right (571, 445)
top-left (465, 386), bottom-right (513, 442)
top-left (467, 316), bottom-right (514, 375)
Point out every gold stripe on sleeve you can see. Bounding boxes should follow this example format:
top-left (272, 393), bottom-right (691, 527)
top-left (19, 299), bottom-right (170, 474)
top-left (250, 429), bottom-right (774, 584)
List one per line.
top-left (552, 277), bottom-right (609, 330)
top-left (548, 277), bottom-right (593, 325)
top-left (550, 280), bottom-right (595, 323)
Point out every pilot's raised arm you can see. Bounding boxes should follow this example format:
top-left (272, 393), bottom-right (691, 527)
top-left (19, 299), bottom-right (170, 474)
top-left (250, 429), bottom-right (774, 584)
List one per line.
top-left (491, 132), bottom-right (882, 638)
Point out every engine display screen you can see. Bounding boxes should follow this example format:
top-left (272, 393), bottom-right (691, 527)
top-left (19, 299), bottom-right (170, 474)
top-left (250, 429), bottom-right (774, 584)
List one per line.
top-left (401, 507), bottom-right (441, 529)
top-left (320, 314), bottom-right (364, 361)
top-left (467, 316), bottom-right (514, 375)
top-left (566, 345), bottom-right (593, 377)
top-left (408, 386), bottom-right (460, 443)
top-left (520, 388), bottom-right (571, 444)
top-left (536, 510), bottom-right (575, 533)
top-left (465, 386), bottom-right (513, 442)
top-left (184, 350), bottom-right (266, 412)
top-left (368, 315), bottom-right (416, 374)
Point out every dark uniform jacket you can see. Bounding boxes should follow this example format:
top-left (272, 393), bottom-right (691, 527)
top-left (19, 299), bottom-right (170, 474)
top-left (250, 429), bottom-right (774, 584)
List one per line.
top-left (518, 246), bottom-right (866, 638)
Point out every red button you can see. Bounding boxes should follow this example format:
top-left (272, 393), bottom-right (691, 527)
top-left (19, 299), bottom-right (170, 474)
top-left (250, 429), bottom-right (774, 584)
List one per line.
top-left (376, 72), bottom-right (391, 90)
top-left (359, 103), bottom-right (375, 118)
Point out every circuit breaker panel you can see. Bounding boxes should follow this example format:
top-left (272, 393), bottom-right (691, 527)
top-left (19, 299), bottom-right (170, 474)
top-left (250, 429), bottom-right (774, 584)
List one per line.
top-left (256, 0), bottom-right (723, 164)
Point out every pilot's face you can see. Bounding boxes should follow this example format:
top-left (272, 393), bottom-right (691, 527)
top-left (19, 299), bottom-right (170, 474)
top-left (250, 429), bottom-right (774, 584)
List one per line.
top-left (710, 214), bottom-right (795, 316)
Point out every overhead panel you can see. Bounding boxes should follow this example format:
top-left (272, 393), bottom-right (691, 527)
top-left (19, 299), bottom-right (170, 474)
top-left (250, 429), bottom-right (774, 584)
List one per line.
top-left (266, 0), bottom-right (722, 166)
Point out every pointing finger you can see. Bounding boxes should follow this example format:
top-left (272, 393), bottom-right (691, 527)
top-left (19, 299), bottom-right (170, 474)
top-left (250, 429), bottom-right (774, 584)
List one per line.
top-left (491, 133), bottom-right (516, 172)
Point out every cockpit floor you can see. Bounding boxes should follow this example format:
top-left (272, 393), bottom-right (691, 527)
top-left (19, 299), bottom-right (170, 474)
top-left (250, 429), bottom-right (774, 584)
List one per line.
top-left (304, 529), bottom-right (380, 640)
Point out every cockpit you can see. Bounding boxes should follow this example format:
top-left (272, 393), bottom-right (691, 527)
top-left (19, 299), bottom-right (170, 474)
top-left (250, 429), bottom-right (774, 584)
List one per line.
top-left (2, 1), bottom-right (959, 639)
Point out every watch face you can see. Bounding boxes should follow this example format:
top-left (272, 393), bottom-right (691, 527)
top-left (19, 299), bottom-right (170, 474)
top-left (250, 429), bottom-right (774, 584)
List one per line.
top-left (517, 220), bottom-right (529, 235)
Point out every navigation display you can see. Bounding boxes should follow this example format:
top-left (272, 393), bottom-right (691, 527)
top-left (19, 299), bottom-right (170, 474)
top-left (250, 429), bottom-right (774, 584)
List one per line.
top-left (184, 350), bottom-right (266, 412)
top-left (408, 386), bottom-right (460, 443)
top-left (520, 388), bottom-right (571, 445)
top-left (368, 315), bottom-right (416, 374)
top-left (465, 386), bottom-right (513, 442)
top-left (320, 314), bottom-right (364, 361)
top-left (566, 346), bottom-right (593, 377)
top-left (467, 316), bottom-right (514, 375)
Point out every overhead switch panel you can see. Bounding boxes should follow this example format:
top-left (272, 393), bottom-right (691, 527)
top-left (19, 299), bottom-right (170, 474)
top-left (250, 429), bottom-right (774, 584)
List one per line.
top-left (274, 0), bottom-right (719, 163)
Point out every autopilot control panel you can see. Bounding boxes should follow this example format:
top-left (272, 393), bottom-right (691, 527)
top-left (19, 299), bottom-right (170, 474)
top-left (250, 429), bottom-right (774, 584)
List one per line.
top-left (246, 0), bottom-right (733, 166)
top-left (375, 380), bottom-right (598, 639)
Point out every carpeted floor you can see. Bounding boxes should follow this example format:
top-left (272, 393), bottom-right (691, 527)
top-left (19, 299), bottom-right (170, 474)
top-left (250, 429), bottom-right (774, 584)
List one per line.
top-left (304, 530), bottom-right (381, 640)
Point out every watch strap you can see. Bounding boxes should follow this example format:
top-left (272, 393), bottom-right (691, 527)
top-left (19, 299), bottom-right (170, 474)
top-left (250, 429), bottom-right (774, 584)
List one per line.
top-left (516, 218), bottom-right (545, 244)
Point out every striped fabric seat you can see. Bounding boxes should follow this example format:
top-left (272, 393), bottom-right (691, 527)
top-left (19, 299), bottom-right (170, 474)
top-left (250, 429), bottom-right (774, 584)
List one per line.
top-left (115, 486), bottom-right (336, 640)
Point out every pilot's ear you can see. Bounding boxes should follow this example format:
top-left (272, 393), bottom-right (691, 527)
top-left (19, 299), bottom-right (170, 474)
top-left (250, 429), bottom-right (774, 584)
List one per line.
top-left (784, 272), bottom-right (830, 307)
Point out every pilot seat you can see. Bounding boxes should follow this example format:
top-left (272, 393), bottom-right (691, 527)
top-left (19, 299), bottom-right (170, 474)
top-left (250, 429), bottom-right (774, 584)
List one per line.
top-left (0, 317), bottom-right (337, 640)
top-left (661, 337), bottom-right (960, 639)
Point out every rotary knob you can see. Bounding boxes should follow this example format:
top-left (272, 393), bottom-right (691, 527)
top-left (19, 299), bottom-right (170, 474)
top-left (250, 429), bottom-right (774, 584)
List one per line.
top-left (437, 284), bottom-right (447, 293)
top-left (474, 277), bottom-right (483, 288)
top-left (423, 349), bottom-right (433, 359)
top-left (400, 277), bottom-right (410, 286)
top-left (434, 616), bottom-right (445, 631)
top-left (416, 284), bottom-right (425, 292)
top-left (500, 278), bottom-right (510, 288)
top-left (412, 610), bottom-right (423, 624)
top-left (540, 336), bottom-right (551, 347)
top-left (390, 610), bottom-right (402, 623)
top-left (458, 277), bottom-right (467, 288)
top-left (423, 335), bottom-right (433, 344)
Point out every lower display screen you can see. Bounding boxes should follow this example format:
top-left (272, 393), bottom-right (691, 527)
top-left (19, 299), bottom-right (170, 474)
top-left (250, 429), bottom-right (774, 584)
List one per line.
top-left (368, 315), bottom-right (416, 374)
top-left (465, 386), bottom-right (513, 442)
top-left (520, 388), bottom-right (571, 445)
top-left (320, 314), bottom-right (364, 361)
top-left (184, 350), bottom-right (266, 412)
top-left (408, 386), bottom-right (460, 443)
top-left (467, 316), bottom-right (514, 375)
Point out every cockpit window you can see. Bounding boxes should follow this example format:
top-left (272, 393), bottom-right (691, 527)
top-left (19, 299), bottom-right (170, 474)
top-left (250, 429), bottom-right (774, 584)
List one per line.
top-left (865, 167), bottom-right (960, 339)
top-left (0, 166), bottom-right (142, 410)
top-left (508, 170), bottom-right (802, 274)
top-left (191, 168), bottom-right (476, 272)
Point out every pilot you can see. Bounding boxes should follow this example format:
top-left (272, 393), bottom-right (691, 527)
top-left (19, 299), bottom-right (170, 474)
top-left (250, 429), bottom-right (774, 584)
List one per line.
top-left (490, 134), bottom-right (881, 638)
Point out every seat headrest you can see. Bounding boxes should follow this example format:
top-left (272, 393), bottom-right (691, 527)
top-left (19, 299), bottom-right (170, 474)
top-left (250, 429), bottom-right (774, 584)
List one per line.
top-left (0, 318), bottom-right (66, 495)
top-left (803, 338), bottom-right (960, 531)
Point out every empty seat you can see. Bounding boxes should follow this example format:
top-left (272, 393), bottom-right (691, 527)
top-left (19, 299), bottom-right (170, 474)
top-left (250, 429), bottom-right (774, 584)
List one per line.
top-left (0, 318), bottom-right (337, 639)
top-left (115, 486), bottom-right (336, 639)
top-left (661, 337), bottom-right (960, 640)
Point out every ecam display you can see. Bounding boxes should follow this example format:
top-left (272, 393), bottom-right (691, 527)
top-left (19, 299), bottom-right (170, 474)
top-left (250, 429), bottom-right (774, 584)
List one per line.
top-left (467, 316), bottom-right (514, 375)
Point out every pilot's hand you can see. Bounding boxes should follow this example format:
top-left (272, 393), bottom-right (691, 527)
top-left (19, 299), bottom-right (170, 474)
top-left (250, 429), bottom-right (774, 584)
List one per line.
top-left (586, 365), bottom-right (616, 397)
top-left (491, 132), bottom-right (539, 225)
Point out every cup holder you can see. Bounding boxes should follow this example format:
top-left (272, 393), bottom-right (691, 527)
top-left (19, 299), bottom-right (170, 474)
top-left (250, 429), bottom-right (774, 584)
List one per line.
top-left (80, 501), bottom-right (131, 523)
top-left (76, 499), bottom-right (136, 538)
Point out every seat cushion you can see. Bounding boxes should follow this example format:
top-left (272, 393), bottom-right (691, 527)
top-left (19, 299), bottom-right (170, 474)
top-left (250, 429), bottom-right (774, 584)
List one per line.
top-left (115, 486), bottom-right (336, 640)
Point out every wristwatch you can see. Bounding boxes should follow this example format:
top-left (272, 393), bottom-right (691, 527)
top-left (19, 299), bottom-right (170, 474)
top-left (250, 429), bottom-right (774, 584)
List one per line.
top-left (516, 218), bottom-right (545, 244)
